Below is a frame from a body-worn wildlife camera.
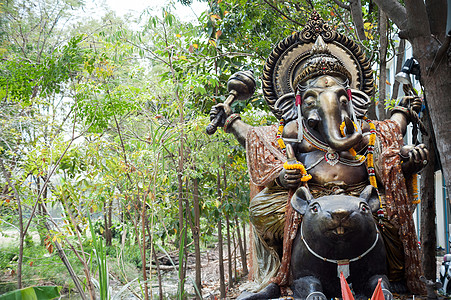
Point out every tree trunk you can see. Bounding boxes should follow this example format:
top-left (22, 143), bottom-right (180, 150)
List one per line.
top-left (349, 0), bottom-right (367, 42)
top-left (223, 170), bottom-right (233, 289)
top-left (226, 217), bottom-right (232, 288)
top-left (232, 225), bottom-right (237, 281)
top-left (235, 216), bottom-right (248, 275)
top-left (182, 179), bottom-right (192, 297)
top-left (177, 159), bottom-right (186, 296)
top-left (145, 221), bottom-right (162, 300)
top-left (134, 205), bottom-right (140, 246)
top-left (242, 221), bottom-right (247, 262)
top-left (0, 160), bottom-right (24, 289)
top-left (420, 134), bottom-right (437, 281)
top-left (192, 175), bottom-right (202, 298)
top-left (412, 36), bottom-right (451, 204)
top-left (104, 200), bottom-right (113, 246)
top-left (367, 100), bottom-right (378, 120)
top-left (152, 244), bottom-right (163, 300)
top-left (378, 9), bottom-right (388, 120)
top-left (373, 0), bottom-right (451, 211)
top-left (141, 195), bottom-right (149, 300)
top-left (217, 169), bottom-right (226, 298)
top-left (37, 176), bottom-right (48, 247)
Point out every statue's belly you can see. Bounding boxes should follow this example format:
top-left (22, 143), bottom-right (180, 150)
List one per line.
top-left (301, 151), bottom-right (369, 186)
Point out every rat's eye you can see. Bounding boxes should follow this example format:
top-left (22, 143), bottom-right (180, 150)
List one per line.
top-left (360, 203), bottom-right (370, 213)
top-left (310, 203), bottom-right (320, 213)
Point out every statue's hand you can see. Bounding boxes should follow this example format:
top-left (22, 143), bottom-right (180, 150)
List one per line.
top-left (279, 168), bottom-right (302, 189)
top-left (398, 96), bottom-right (422, 113)
top-left (399, 144), bottom-right (429, 174)
top-left (209, 103), bottom-right (232, 128)
top-left (278, 144), bottom-right (302, 189)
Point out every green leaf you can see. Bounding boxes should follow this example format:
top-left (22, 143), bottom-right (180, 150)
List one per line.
top-left (0, 286), bottom-right (61, 300)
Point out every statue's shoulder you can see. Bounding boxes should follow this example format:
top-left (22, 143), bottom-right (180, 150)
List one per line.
top-left (282, 120), bottom-right (298, 139)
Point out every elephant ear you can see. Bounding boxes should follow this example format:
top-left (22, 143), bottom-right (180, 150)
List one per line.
top-left (291, 186), bottom-right (314, 215)
top-left (359, 185), bottom-right (380, 213)
top-left (351, 89), bottom-right (371, 119)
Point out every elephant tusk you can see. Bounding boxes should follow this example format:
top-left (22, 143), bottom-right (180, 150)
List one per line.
top-left (344, 117), bottom-right (355, 135)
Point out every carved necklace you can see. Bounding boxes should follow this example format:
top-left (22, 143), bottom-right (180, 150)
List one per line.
top-left (302, 120), bottom-right (365, 167)
top-left (300, 222), bottom-right (380, 279)
top-left (276, 119), bottom-right (366, 168)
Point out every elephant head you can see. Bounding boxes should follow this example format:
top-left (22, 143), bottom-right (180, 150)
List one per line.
top-left (299, 75), bottom-right (362, 151)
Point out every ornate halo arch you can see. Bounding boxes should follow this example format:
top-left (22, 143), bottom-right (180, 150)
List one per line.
top-left (262, 12), bottom-right (374, 120)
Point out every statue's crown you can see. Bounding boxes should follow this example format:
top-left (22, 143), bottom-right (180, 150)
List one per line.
top-left (262, 11), bottom-right (374, 120)
top-left (293, 36), bottom-right (352, 90)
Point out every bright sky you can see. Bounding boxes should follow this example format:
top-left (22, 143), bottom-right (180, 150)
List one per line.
top-left (85, 0), bottom-right (209, 23)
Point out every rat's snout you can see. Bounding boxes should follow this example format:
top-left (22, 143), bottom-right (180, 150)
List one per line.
top-left (331, 209), bottom-right (351, 222)
top-left (329, 209), bottom-right (351, 236)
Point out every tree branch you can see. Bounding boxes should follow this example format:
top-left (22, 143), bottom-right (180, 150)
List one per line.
top-left (261, 0), bottom-right (304, 27)
top-left (332, 0), bottom-right (350, 10)
top-left (349, 0), bottom-right (367, 41)
top-left (372, 0), bottom-right (408, 31)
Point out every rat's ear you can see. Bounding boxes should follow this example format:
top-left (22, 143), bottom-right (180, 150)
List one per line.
top-left (291, 186), bottom-right (313, 215)
top-left (360, 185), bottom-right (380, 213)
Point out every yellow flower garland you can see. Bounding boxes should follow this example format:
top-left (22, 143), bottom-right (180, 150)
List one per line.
top-left (366, 121), bottom-right (377, 187)
top-left (364, 120), bottom-right (383, 210)
top-left (277, 119), bottom-right (286, 153)
top-left (283, 161), bottom-right (313, 182)
top-left (277, 119), bottom-right (312, 182)
top-left (339, 121), bottom-right (365, 162)
top-left (412, 174), bottom-right (420, 204)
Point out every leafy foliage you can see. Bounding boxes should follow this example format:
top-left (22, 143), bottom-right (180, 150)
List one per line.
top-left (0, 0), bottom-right (404, 297)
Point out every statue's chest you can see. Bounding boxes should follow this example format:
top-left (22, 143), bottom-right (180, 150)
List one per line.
top-left (298, 150), bottom-right (369, 186)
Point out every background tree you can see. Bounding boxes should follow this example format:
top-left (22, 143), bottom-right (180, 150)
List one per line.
top-left (371, 0), bottom-right (451, 208)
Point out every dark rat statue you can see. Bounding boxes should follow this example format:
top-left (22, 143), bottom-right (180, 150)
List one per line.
top-left (290, 185), bottom-right (392, 300)
top-left (238, 186), bottom-right (393, 300)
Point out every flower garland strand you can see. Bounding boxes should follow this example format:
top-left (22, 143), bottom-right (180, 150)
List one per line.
top-left (276, 119), bottom-right (312, 182)
top-left (283, 161), bottom-right (313, 182)
top-left (277, 119), bottom-right (286, 154)
top-left (339, 121), bottom-right (365, 162)
top-left (363, 118), bottom-right (384, 219)
top-left (412, 174), bottom-right (420, 204)
top-left (366, 120), bottom-right (378, 191)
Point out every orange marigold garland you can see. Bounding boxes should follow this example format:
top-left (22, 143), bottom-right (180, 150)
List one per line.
top-left (277, 119), bottom-right (312, 182)
top-left (283, 161), bottom-right (313, 182)
top-left (411, 174), bottom-right (420, 204)
top-left (364, 119), bottom-right (384, 222)
top-left (340, 121), bottom-right (365, 162)
top-left (277, 119), bottom-right (286, 154)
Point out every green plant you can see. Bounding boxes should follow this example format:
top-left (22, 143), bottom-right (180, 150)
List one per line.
top-left (88, 215), bottom-right (110, 300)
top-left (0, 286), bottom-right (61, 300)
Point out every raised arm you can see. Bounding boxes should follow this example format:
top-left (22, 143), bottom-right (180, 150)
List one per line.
top-left (389, 95), bottom-right (422, 135)
top-left (209, 104), bottom-right (252, 148)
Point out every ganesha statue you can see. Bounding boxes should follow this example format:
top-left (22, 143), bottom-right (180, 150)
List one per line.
top-left (209, 12), bottom-right (428, 299)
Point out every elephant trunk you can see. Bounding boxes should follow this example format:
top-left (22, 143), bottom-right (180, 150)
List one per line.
top-left (321, 114), bottom-right (362, 152)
